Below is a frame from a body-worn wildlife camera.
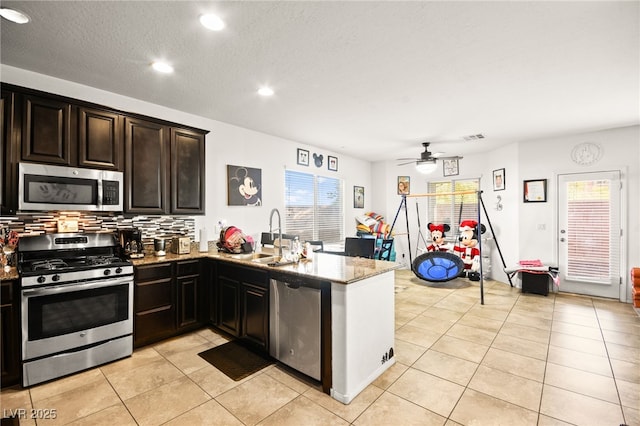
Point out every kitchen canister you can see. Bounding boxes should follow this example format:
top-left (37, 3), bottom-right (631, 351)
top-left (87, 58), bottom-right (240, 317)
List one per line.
top-left (199, 228), bottom-right (208, 252)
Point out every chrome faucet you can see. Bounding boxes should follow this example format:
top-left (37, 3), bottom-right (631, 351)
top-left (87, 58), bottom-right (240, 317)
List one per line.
top-left (269, 208), bottom-right (283, 258)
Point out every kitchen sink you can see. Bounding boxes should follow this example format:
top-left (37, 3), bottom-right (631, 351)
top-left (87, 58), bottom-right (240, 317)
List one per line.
top-left (226, 252), bottom-right (274, 260)
top-left (218, 252), bottom-right (294, 266)
top-left (251, 255), bottom-right (280, 264)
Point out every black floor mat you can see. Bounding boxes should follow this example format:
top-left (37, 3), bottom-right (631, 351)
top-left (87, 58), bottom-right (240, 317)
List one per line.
top-left (198, 340), bottom-right (274, 381)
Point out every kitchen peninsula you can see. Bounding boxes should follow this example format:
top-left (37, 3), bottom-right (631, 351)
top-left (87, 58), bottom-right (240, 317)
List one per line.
top-left (132, 248), bottom-right (400, 404)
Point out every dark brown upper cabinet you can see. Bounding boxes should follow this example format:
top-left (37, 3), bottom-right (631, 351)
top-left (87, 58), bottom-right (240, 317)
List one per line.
top-left (78, 106), bottom-right (122, 170)
top-left (19, 92), bottom-right (124, 171)
top-left (124, 117), bottom-right (169, 215)
top-left (1, 89), bottom-right (17, 214)
top-left (171, 128), bottom-right (205, 214)
top-left (2, 83), bottom-right (208, 215)
top-left (21, 94), bottom-right (72, 165)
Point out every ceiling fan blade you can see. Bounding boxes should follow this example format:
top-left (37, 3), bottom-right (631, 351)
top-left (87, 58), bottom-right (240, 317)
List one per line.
top-left (396, 161), bottom-right (416, 166)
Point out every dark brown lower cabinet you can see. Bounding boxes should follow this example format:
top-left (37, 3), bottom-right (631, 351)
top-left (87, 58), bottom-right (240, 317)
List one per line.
top-left (134, 263), bottom-right (175, 348)
top-left (216, 263), bottom-right (269, 351)
top-left (176, 260), bottom-right (202, 331)
top-left (134, 260), bottom-right (204, 348)
top-left (241, 282), bottom-right (269, 350)
top-left (1, 280), bottom-right (20, 387)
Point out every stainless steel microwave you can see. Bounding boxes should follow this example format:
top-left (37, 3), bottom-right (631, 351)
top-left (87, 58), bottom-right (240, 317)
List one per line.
top-left (18, 163), bottom-right (123, 212)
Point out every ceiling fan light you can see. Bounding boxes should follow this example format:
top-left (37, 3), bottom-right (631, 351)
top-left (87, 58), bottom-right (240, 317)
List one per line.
top-left (151, 61), bottom-right (174, 74)
top-left (415, 160), bottom-right (438, 174)
top-left (0, 7), bottom-right (30, 24)
top-left (200, 13), bottom-right (225, 31)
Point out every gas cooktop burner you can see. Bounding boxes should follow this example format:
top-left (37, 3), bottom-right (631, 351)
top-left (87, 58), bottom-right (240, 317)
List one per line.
top-left (18, 233), bottom-right (134, 282)
top-left (31, 259), bottom-right (69, 271)
top-left (85, 256), bottom-right (124, 266)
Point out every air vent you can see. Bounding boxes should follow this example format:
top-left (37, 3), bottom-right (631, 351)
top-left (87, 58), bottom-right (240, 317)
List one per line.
top-left (462, 134), bottom-right (485, 141)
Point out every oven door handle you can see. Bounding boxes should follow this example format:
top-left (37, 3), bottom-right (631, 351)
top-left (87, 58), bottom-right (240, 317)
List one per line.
top-left (22, 276), bottom-right (133, 296)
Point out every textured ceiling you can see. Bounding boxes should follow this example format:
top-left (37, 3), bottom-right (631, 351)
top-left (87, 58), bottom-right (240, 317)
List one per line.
top-left (1, 1), bottom-right (638, 162)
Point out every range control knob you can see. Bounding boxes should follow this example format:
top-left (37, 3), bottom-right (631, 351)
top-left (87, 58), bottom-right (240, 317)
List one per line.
top-left (37, 276), bottom-right (46, 284)
top-left (52, 274), bottom-right (60, 282)
top-left (104, 269), bottom-right (111, 276)
top-left (115, 267), bottom-right (123, 274)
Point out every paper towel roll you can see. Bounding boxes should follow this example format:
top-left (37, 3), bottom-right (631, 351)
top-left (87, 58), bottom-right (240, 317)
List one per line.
top-left (199, 228), bottom-right (208, 252)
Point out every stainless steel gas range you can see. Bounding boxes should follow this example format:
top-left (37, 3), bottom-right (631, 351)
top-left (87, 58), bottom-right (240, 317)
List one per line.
top-left (18, 233), bottom-right (134, 387)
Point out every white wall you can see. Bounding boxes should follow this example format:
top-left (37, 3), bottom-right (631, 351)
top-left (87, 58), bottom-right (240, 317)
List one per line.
top-left (1, 65), bottom-right (371, 245)
top-left (517, 126), bottom-right (639, 301)
top-left (373, 145), bottom-right (521, 279)
top-left (373, 126), bottom-right (639, 301)
top-left (4, 65), bottom-right (638, 301)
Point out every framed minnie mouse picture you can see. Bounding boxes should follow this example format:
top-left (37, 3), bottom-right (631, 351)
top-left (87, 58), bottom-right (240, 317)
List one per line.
top-left (328, 156), bottom-right (338, 171)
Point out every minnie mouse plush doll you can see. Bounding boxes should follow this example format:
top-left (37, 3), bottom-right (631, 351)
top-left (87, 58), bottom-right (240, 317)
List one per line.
top-left (453, 220), bottom-right (486, 280)
top-left (427, 223), bottom-right (452, 252)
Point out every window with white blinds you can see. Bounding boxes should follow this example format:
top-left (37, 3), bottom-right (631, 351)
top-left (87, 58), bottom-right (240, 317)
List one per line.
top-left (426, 179), bottom-right (480, 235)
top-left (284, 170), bottom-right (344, 243)
top-left (565, 178), bottom-right (620, 283)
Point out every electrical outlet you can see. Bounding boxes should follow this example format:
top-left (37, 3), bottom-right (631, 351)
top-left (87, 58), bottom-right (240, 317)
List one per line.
top-left (537, 224), bottom-right (546, 231)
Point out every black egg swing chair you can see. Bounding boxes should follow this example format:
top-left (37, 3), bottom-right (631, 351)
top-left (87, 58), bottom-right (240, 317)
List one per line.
top-left (387, 190), bottom-right (512, 305)
top-left (405, 198), bottom-right (465, 283)
top-left (412, 251), bottom-right (465, 283)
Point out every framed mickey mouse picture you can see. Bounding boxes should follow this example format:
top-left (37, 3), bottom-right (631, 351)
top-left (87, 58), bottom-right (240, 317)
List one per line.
top-left (297, 148), bottom-right (309, 166)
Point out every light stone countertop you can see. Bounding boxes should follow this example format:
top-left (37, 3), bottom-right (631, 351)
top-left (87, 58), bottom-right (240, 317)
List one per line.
top-left (0, 266), bottom-right (19, 281)
top-left (130, 249), bottom-right (400, 284)
top-left (3, 248), bottom-right (400, 284)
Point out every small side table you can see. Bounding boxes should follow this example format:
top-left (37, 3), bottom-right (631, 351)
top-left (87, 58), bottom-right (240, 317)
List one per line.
top-left (505, 265), bottom-right (559, 296)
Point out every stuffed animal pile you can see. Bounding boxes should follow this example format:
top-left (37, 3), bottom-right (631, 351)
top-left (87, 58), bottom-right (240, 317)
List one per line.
top-left (427, 220), bottom-right (486, 280)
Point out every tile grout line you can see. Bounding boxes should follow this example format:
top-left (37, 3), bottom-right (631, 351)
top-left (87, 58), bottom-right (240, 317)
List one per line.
top-left (593, 300), bottom-right (630, 426)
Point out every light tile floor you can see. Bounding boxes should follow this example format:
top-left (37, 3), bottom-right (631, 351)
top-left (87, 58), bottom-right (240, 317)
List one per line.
top-left (2, 269), bottom-right (639, 425)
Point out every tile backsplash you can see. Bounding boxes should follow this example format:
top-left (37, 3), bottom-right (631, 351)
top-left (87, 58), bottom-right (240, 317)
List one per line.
top-left (0, 212), bottom-right (195, 245)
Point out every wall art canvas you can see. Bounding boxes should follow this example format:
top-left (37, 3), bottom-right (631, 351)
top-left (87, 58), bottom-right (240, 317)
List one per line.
top-left (328, 156), bottom-right (338, 171)
top-left (227, 165), bottom-right (262, 206)
top-left (354, 186), bottom-right (364, 208)
top-left (297, 148), bottom-right (309, 166)
top-left (493, 168), bottom-right (505, 191)
top-left (397, 176), bottom-right (410, 194)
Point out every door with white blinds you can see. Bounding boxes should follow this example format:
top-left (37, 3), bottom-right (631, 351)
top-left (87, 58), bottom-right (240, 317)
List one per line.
top-left (558, 171), bottom-right (622, 299)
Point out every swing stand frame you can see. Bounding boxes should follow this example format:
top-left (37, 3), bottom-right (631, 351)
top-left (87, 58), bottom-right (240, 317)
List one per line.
top-left (388, 190), bottom-right (512, 305)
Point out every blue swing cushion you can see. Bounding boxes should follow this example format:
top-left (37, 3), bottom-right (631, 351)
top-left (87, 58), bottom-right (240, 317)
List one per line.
top-left (412, 252), bottom-right (465, 282)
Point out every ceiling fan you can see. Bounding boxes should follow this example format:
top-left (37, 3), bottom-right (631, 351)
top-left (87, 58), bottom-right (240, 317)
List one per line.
top-left (397, 142), bottom-right (463, 173)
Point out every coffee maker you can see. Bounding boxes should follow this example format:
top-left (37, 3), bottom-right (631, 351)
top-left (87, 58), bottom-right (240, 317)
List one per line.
top-left (118, 228), bottom-right (144, 258)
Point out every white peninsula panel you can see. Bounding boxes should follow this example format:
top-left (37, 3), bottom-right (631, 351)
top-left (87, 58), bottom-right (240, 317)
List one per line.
top-left (330, 270), bottom-right (395, 404)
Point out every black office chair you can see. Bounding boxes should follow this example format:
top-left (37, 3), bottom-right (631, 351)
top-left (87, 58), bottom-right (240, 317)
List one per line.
top-left (344, 237), bottom-right (375, 258)
top-left (261, 232), bottom-right (298, 246)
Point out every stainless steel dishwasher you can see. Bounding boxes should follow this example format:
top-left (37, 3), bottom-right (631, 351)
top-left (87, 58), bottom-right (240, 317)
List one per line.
top-left (269, 272), bottom-right (321, 381)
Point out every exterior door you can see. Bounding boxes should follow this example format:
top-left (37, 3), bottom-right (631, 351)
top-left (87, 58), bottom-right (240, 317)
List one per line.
top-left (558, 171), bottom-right (622, 299)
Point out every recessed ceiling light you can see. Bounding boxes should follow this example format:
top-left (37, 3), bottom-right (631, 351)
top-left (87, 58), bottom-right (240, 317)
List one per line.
top-left (0, 7), bottom-right (30, 24)
top-left (151, 61), bottom-right (174, 74)
top-left (200, 13), bottom-right (225, 31)
top-left (258, 87), bottom-right (274, 97)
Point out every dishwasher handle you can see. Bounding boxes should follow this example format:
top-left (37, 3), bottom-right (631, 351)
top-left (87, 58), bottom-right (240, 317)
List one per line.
top-left (270, 272), bottom-right (306, 288)
top-left (270, 272), bottom-right (326, 290)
